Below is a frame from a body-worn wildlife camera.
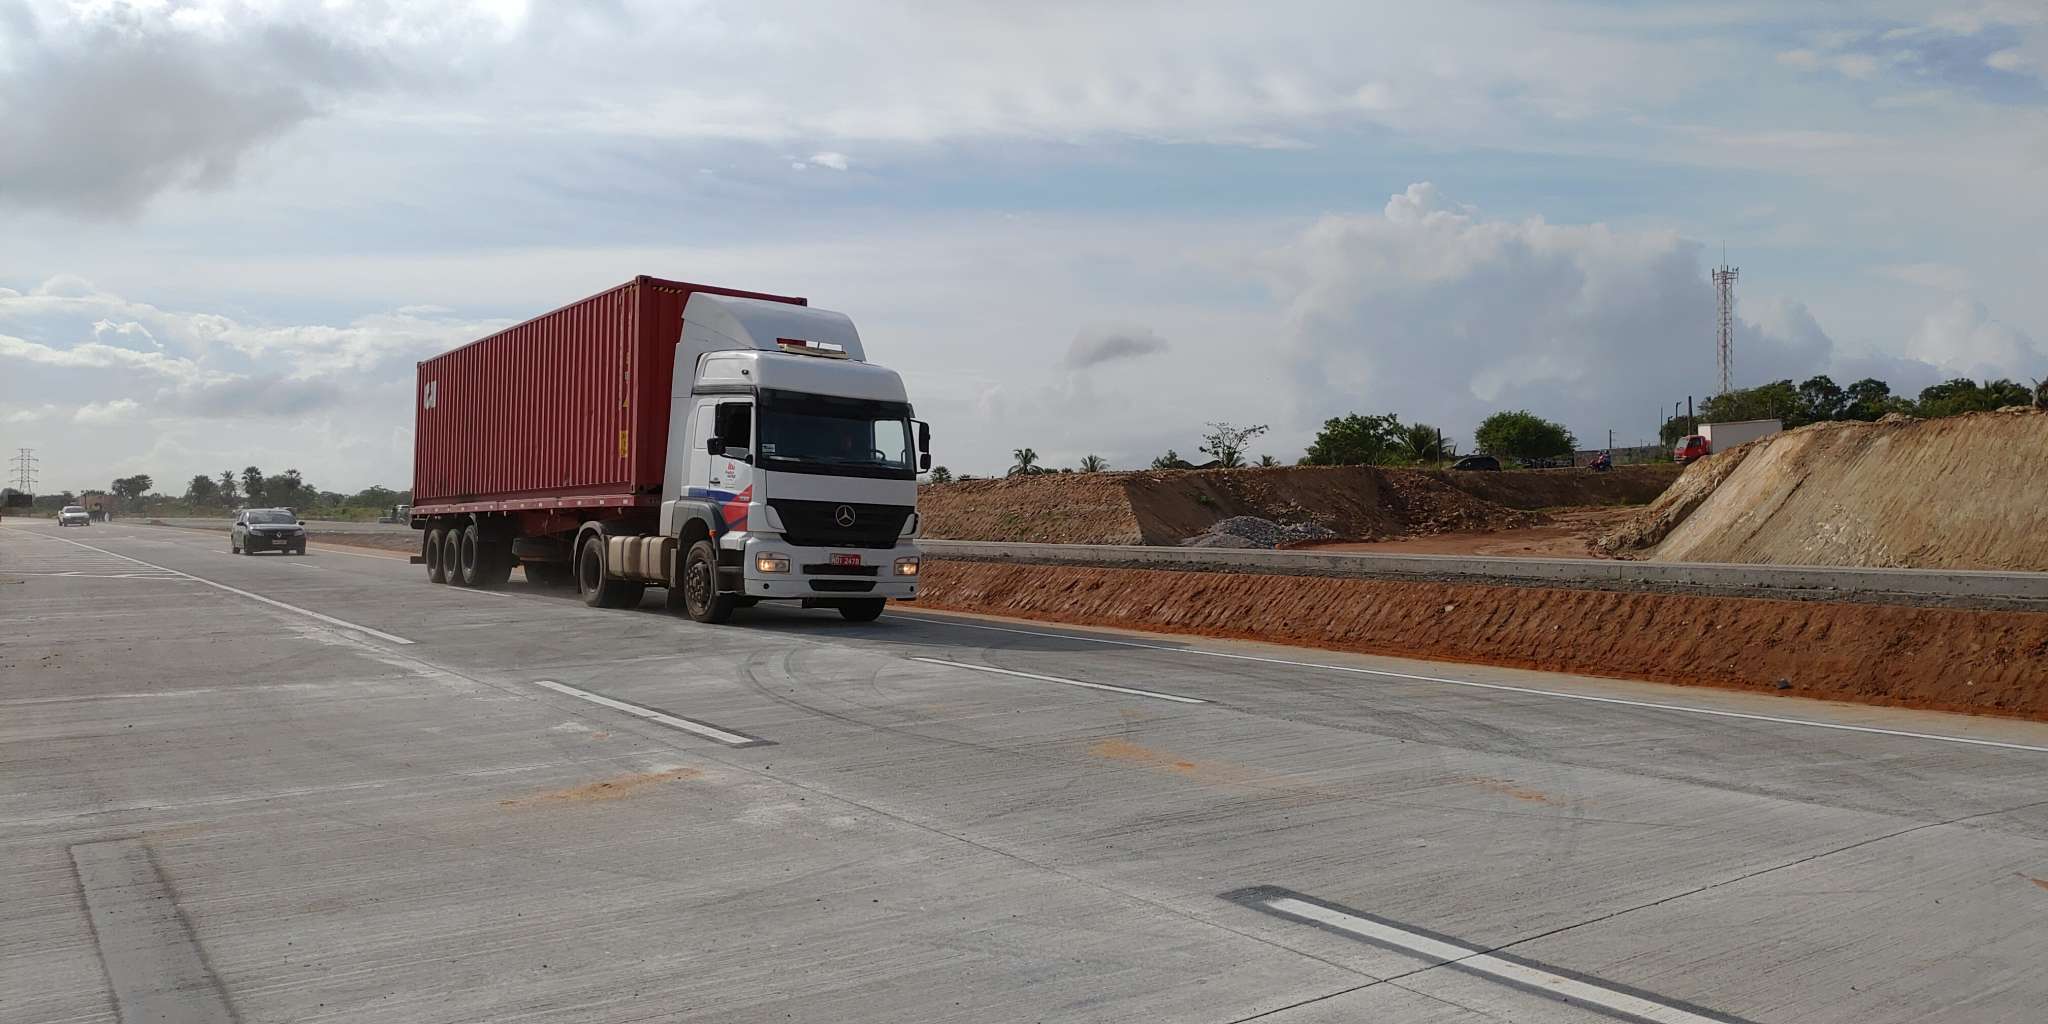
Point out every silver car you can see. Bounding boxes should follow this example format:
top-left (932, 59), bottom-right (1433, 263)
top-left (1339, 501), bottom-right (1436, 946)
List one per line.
top-left (59, 505), bottom-right (90, 527)
top-left (232, 508), bottom-right (307, 555)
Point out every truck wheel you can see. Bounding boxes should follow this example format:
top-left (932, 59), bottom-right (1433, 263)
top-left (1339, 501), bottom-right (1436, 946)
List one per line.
top-left (458, 524), bottom-right (511, 588)
top-left (444, 528), bottom-right (471, 586)
top-left (576, 534), bottom-right (644, 609)
top-left (677, 540), bottom-right (735, 624)
top-left (424, 527), bottom-right (448, 583)
top-left (837, 599), bottom-right (886, 623)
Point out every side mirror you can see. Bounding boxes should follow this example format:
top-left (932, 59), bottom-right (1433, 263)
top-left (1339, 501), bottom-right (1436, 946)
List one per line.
top-left (706, 436), bottom-right (725, 456)
top-left (915, 420), bottom-right (931, 470)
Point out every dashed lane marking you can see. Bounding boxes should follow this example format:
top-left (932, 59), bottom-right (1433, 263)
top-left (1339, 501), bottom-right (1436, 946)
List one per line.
top-left (910, 656), bottom-right (1209, 704)
top-left (530, 679), bottom-right (771, 747)
top-left (23, 530), bottom-right (415, 645)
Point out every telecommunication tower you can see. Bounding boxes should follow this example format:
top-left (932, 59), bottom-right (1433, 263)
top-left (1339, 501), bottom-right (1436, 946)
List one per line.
top-left (9, 448), bottom-right (36, 493)
top-left (1713, 252), bottom-right (1739, 395)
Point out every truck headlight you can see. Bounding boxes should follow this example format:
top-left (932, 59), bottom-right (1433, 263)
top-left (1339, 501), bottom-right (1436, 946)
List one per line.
top-left (755, 552), bottom-right (791, 574)
top-left (894, 557), bottom-right (920, 576)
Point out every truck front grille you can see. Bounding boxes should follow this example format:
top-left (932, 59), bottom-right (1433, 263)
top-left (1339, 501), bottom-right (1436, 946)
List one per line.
top-left (809, 580), bottom-right (875, 593)
top-left (768, 500), bottom-right (910, 549)
top-left (803, 563), bottom-right (880, 577)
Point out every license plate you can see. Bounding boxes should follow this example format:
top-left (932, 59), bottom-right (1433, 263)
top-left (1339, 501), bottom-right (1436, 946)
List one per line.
top-left (830, 553), bottom-right (861, 567)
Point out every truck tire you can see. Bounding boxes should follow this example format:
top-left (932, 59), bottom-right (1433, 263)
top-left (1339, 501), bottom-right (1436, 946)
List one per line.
top-left (424, 527), bottom-right (447, 583)
top-left (837, 599), bottom-right (886, 623)
top-left (576, 533), bottom-right (644, 609)
top-left (677, 540), bottom-right (735, 624)
top-left (460, 524), bottom-right (511, 588)
top-left (444, 528), bottom-right (472, 586)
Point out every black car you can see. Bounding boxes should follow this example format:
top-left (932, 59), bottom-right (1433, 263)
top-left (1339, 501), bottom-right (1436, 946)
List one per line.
top-left (1449, 455), bottom-right (1501, 471)
top-left (232, 508), bottom-right (307, 555)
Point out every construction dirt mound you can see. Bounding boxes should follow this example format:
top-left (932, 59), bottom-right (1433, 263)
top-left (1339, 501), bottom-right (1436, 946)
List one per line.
top-left (1600, 408), bottom-right (2048, 571)
top-left (917, 561), bottom-right (2048, 721)
top-left (921, 466), bottom-right (1553, 546)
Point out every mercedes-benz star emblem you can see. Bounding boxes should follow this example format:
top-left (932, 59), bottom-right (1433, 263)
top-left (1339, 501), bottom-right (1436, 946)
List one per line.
top-left (834, 504), bottom-right (857, 527)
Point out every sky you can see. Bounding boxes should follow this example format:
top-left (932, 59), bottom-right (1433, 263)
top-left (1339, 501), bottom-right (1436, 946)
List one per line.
top-left (2, 0), bottom-right (2045, 493)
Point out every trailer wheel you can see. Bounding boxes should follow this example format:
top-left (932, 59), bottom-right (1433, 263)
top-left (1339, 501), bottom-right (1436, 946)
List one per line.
top-left (837, 599), bottom-right (886, 623)
top-left (461, 524), bottom-right (511, 588)
top-left (424, 527), bottom-right (447, 583)
top-left (678, 540), bottom-right (735, 624)
top-left (576, 533), bottom-right (644, 609)
top-left (443, 527), bottom-right (471, 586)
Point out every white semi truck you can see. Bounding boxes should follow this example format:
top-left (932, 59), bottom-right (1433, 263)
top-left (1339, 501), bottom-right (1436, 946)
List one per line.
top-left (412, 276), bottom-right (927, 624)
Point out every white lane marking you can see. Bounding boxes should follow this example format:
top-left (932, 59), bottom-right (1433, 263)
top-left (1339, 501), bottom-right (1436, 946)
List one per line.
top-left (29, 531), bottom-right (415, 646)
top-left (530, 679), bottom-right (766, 746)
top-left (910, 656), bottom-right (1208, 704)
top-left (1260, 896), bottom-right (1730, 1024)
top-left (899, 614), bottom-right (2048, 754)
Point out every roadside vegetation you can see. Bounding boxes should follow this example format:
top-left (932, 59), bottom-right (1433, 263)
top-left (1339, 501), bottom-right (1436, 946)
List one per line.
top-left (5, 465), bottom-right (410, 520)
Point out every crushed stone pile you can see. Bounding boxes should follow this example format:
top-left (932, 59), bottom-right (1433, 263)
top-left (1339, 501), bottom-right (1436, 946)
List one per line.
top-left (1598, 407), bottom-right (2048, 570)
top-left (1179, 515), bottom-right (1338, 549)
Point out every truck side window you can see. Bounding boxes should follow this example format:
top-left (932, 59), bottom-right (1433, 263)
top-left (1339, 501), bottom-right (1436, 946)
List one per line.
top-left (714, 402), bottom-right (752, 454)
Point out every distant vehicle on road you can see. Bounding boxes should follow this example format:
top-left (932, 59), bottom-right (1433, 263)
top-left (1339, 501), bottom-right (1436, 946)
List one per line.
top-left (59, 505), bottom-right (90, 527)
top-left (232, 508), bottom-right (307, 555)
top-left (1701, 418), bottom-right (1781, 451)
top-left (1449, 455), bottom-right (1501, 471)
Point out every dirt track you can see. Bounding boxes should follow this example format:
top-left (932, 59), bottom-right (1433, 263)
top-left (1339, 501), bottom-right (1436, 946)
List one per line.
top-left (917, 560), bottom-right (2048, 721)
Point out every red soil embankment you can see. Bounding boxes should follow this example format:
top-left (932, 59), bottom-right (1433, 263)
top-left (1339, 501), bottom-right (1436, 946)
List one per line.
top-left (916, 560), bottom-right (2048, 721)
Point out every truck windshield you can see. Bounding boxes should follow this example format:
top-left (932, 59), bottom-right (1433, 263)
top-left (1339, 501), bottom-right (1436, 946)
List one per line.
top-left (755, 390), bottom-right (915, 481)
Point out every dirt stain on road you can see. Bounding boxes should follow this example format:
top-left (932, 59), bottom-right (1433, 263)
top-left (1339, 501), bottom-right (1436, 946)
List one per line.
top-left (500, 767), bottom-right (699, 809)
top-left (2028, 876), bottom-right (2048, 892)
top-left (1090, 738), bottom-right (1201, 774)
top-left (1465, 776), bottom-right (1563, 805)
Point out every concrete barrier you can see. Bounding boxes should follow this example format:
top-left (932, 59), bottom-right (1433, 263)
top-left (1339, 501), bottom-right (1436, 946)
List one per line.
top-left (918, 539), bottom-right (2048, 606)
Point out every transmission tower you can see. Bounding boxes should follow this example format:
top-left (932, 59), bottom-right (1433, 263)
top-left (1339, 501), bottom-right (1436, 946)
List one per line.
top-left (1713, 253), bottom-right (1739, 395)
top-left (9, 448), bottom-right (37, 493)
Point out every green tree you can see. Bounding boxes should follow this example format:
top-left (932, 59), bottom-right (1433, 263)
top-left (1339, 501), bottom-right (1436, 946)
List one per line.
top-left (1797, 375), bottom-right (1847, 422)
top-left (1303, 412), bottom-right (1404, 465)
top-left (1473, 411), bottom-right (1575, 463)
top-left (1915, 378), bottom-right (2032, 418)
top-left (1843, 378), bottom-right (1900, 421)
top-left (184, 474), bottom-right (219, 504)
top-left (926, 465), bottom-right (953, 483)
top-left (1008, 448), bottom-right (1040, 477)
top-left (1198, 422), bottom-right (1268, 468)
top-left (1255, 454), bottom-right (1281, 468)
top-left (1077, 454), bottom-right (1108, 472)
top-left (1699, 379), bottom-right (1804, 426)
top-left (347, 485), bottom-right (398, 508)
top-left (109, 474), bottom-right (154, 509)
top-left (1399, 422), bottom-right (1453, 463)
top-left (217, 469), bottom-right (239, 504)
top-left (1150, 449), bottom-right (1194, 470)
top-left (241, 466), bottom-right (265, 504)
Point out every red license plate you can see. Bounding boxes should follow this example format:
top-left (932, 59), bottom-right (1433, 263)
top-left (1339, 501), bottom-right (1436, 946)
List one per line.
top-left (830, 553), bottom-right (861, 567)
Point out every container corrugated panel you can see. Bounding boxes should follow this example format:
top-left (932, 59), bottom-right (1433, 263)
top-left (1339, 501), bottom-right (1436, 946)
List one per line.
top-left (413, 276), bottom-right (806, 507)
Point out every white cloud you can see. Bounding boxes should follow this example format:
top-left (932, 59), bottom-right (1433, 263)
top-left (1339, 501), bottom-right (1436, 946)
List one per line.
top-left (807, 152), bottom-right (849, 171)
top-left (1264, 183), bottom-right (1836, 448)
top-left (1904, 298), bottom-right (2043, 379)
top-left (1875, 262), bottom-right (1975, 292)
top-left (74, 399), bottom-right (141, 424)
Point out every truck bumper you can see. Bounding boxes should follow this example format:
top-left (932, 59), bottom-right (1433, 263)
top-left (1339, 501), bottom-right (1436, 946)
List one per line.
top-left (724, 534), bottom-right (921, 602)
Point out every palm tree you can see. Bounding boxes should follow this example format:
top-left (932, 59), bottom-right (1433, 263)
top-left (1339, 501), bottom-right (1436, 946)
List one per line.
top-left (1009, 447), bottom-right (1040, 476)
top-left (1256, 454), bottom-right (1280, 468)
top-left (1078, 454), bottom-right (1108, 473)
top-left (217, 469), bottom-right (238, 503)
top-left (1400, 423), bottom-right (1453, 463)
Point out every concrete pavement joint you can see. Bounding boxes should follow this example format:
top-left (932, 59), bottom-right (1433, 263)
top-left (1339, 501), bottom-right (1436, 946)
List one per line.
top-left (899, 613), bottom-right (2048, 753)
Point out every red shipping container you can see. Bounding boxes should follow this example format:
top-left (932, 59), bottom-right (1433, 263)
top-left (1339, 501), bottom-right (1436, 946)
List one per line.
top-left (412, 276), bottom-right (806, 512)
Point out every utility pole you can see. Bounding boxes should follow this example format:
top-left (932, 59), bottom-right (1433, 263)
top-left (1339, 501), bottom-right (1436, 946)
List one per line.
top-left (1713, 246), bottom-right (1740, 395)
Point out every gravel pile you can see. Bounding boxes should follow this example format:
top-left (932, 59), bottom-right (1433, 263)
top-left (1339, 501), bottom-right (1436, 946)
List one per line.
top-left (1180, 515), bottom-right (1338, 549)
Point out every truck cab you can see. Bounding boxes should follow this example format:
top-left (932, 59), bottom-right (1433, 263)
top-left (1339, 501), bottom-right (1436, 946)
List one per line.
top-left (1673, 434), bottom-right (1710, 464)
top-left (653, 294), bottom-right (926, 622)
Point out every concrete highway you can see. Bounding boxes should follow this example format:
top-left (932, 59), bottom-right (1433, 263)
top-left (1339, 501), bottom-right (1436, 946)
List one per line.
top-left (5, 519), bottom-right (2047, 1024)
